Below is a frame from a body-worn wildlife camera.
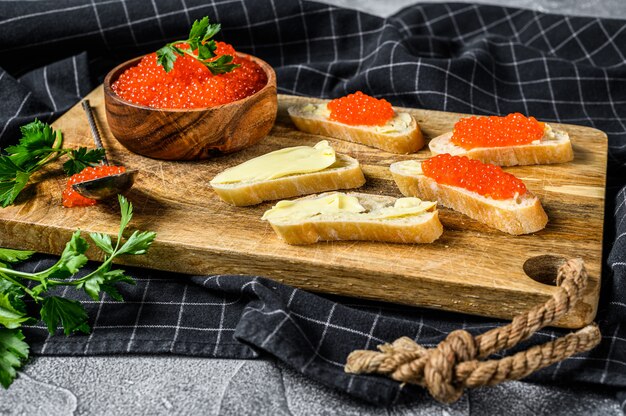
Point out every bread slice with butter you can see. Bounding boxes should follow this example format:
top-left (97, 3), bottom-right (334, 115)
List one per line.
top-left (390, 160), bottom-right (548, 235)
top-left (429, 124), bottom-right (573, 166)
top-left (262, 192), bottom-right (443, 245)
top-left (288, 102), bottom-right (424, 154)
top-left (210, 141), bottom-right (365, 206)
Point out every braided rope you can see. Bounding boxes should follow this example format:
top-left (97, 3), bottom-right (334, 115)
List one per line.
top-left (345, 258), bottom-right (601, 403)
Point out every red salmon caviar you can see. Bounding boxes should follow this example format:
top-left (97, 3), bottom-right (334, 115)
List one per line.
top-left (111, 42), bottom-right (267, 109)
top-left (451, 113), bottom-right (545, 150)
top-left (422, 154), bottom-right (527, 200)
top-left (327, 91), bottom-right (394, 126)
top-left (62, 165), bottom-right (126, 208)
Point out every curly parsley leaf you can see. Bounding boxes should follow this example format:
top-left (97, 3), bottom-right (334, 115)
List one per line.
top-left (0, 156), bottom-right (31, 207)
top-left (5, 120), bottom-right (58, 169)
top-left (6, 121), bottom-right (62, 172)
top-left (197, 42), bottom-right (217, 60)
top-left (78, 268), bottom-right (134, 302)
top-left (40, 296), bottom-right (90, 336)
top-left (0, 157), bottom-right (23, 179)
top-left (89, 233), bottom-right (113, 256)
top-left (0, 282), bottom-right (33, 329)
top-left (0, 171), bottom-right (32, 208)
top-left (204, 54), bottom-right (239, 75)
top-left (156, 45), bottom-right (178, 73)
top-left (188, 16), bottom-right (210, 46)
top-left (0, 328), bottom-right (29, 389)
top-left (18, 119), bottom-right (56, 148)
top-left (98, 270), bottom-right (134, 301)
top-left (0, 296), bottom-right (28, 330)
top-left (40, 231), bottom-right (89, 281)
top-left (118, 194), bottom-right (133, 235)
top-left (156, 16), bottom-right (239, 75)
top-left (62, 148), bottom-right (106, 176)
top-left (202, 22), bottom-right (221, 41)
top-left (118, 231), bottom-right (157, 256)
top-left (0, 249), bottom-right (35, 268)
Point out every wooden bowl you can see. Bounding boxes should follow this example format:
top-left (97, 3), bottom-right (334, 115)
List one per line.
top-left (103, 53), bottom-right (277, 160)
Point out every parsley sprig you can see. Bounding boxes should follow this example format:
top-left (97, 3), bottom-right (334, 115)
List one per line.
top-left (0, 120), bottom-right (105, 207)
top-left (0, 195), bottom-right (156, 388)
top-left (156, 16), bottom-right (240, 74)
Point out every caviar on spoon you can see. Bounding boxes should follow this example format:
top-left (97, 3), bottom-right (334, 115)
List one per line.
top-left (63, 101), bottom-right (137, 206)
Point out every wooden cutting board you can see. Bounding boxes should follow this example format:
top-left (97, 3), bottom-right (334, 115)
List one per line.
top-left (0, 87), bottom-right (607, 328)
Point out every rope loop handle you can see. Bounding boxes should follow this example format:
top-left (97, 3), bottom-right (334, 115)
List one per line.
top-left (345, 258), bottom-right (601, 403)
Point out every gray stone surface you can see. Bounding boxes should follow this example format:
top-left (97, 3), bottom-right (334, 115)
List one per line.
top-left (2, 356), bottom-right (622, 415)
top-left (2, 1), bottom-right (626, 415)
top-left (318, 0), bottom-right (626, 19)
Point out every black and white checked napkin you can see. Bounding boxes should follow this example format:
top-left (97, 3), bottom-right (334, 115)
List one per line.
top-left (1, 0), bottom-right (625, 407)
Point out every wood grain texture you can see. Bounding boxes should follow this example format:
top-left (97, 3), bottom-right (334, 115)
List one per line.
top-left (0, 88), bottom-right (607, 328)
top-left (103, 53), bottom-right (277, 160)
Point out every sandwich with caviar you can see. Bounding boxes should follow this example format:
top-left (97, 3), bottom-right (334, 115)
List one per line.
top-left (429, 113), bottom-right (573, 166)
top-left (288, 92), bottom-right (424, 154)
top-left (390, 154), bottom-right (548, 235)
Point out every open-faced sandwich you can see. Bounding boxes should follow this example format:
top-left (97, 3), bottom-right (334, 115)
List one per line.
top-left (390, 154), bottom-right (548, 235)
top-left (262, 192), bottom-right (443, 245)
top-left (288, 91), bottom-right (424, 154)
top-left (429, 113), bottom-right (573, 166)
top-left (210, 141), bottom-right (365, 206)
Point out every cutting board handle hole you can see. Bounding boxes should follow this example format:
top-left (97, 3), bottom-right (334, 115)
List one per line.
top-left (523, 255), bottom-right (568, 286)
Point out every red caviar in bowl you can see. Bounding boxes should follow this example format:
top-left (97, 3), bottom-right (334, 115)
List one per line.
top-left (422, 154), bottom-right (527, 200)
top-left (451, 113), bottom-right (545, 150)
top-left (327, 91), bottom-right (394, 126)
top-left (111, 42), bottom-right (267, 109)
top-left (62, 165), bottom-right (126, 208)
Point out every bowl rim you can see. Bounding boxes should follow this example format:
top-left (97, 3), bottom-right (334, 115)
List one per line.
top-left (103, 51), bottom-right (277, 113)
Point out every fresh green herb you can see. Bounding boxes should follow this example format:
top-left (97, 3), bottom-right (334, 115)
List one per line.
top-left (0, 249), bottom-right (35, 269)
top-left (156, 16), bottom-right (240, 74)
top-left (0, 328), bottom-right (28, 389)
top-left (62, 148), bottom-right (106, 177)
top-left (0, 120), bottom-right (106, 207)
top-left (0, 195), bottom-right (156, 388)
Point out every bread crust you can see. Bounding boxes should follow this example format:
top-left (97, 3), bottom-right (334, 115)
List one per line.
top-left (390, 162), bottom-right (548, 235)
top-left (428, 130), bottom-right (574, 166)
top-left (288, 107), bottom-right (424, 154)
top-left (264, 192), bottom-right (443, 245)
top-left (211, 154), bottom-right (365, 206)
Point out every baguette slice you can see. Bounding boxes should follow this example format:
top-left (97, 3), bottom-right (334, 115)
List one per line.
top-left (288, 102), bottom-right (424, 154)
top-left (211, 153), bottom-right (365, 206)
top-left (262, 192), bottom-right (443, 245)
top-left (390, 160), bottom-right (548, 235)
top-left (429, 125), bottom-right (573, 166)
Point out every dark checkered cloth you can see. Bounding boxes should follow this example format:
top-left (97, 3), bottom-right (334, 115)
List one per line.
top-left (0, 0), bottom-right (625, 407)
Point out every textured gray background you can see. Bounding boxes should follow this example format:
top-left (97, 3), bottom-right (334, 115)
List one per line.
top-left (320, 0), bottom-right (626, 18)
top-left (3, 1), bottom-right (626, 415)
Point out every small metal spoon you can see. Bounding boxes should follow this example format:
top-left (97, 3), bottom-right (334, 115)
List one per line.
top-left (72, 100), bottom-right (138, 200)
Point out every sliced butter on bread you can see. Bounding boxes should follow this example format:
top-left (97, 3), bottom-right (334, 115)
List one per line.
top-left (288, 102), bottom-right (424, 154)
top-left (389, 160), bottom-right (548, 235)
top-left (210, 141), bottom-right (365, 206)
top-left (261, 192), bottom-right (443, 245)
top-left (429, 124), bottom-right (574, 166)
